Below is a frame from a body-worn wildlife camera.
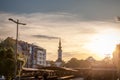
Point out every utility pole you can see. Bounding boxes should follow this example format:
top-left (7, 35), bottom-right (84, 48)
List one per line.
top-left (8, 18), bottom-right (26, 80)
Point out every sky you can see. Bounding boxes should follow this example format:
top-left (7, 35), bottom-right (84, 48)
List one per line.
top-left (0, 0), bottom-right (120, 61)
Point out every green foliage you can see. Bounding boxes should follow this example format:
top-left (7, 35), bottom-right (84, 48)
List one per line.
top-left (49, 61), bottom-right (56, 67)
top-left (0, 48), bottom-right (15, 79)
top-left (0, 38), bottom-right (16, 80)
top-left (64, 58), bottom-right (91, 68)
top-left (61, 60), bottom-right (66, 67)
top-left (64, 58), bottom-right (80, 68)
top-left (0, 37), bottom-right (16, 50)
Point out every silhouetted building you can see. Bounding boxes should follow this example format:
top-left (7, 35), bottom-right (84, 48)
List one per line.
top-left (113, 44), bottom-right (120, 67)
top-left (113, 44), bottom-right (120, 78)
top-left (55, 38), bottom-right (63, 67)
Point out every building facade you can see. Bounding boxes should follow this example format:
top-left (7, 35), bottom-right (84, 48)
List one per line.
top-left (5, 37), bottom-right (46, 68)
top-left (23, 44), bottom-right (46, 68)
top-left (33, 46), bottom-right (46, 68)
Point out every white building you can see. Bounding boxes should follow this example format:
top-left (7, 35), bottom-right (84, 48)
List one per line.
top-left (18, 40), bottom-right (47, 68)
top-left (30, 45), bottom-right (46, 68)
top-left (36, 48), bottom-right (46, 66)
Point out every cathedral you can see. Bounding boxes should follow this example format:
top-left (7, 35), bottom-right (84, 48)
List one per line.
top-left (55, 38), bottom-right (63, 67)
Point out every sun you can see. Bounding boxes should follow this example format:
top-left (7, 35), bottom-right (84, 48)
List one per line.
top-left (84, 33), bottom-right (119, 59)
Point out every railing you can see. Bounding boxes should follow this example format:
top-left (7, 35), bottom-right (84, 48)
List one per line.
top-left (18, 67), bottom-right (76, 80)
top-left (19, 67), bottom-right (118, 80)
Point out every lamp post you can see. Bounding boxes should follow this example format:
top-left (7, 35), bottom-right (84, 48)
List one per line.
top-left (8, 18), bottom-right (26, 80)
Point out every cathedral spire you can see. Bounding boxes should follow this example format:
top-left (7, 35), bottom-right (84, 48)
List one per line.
top-left (58, 38), bottom-right (62, 60)
top-left (59, 38), bottom-right (62, 49)
top-left (55, 38), bottom-right (63, 67)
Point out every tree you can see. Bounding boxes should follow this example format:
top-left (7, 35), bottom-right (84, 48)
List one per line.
top-left (103, 56), bottom-right (112, 64)
top-left (64, 58), bottom-right (80, 68)
top-left (49, 61), bottom-right (56, 67)
top-left (0, 48), bottom-right (15, 80)
top-left (61, 60), bottom-right (66, 67)
top-left (0, 37), bottom-right (17, 80)
top-left (0, 37), bottom-right (26, 79)
top-left (64, 58), bottom-right (91, 68)
top-left (79, 60), bottom-right (90, 68)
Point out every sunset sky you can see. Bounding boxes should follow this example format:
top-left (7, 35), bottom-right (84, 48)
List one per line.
top-left (0, 0), bottom-right (120, 61)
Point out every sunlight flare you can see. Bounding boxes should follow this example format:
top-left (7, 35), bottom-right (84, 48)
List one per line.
top-left (84, 33), bottom-right (119, 58)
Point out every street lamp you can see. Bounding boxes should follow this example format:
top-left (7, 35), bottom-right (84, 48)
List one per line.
top-left (8, 18), bottom-right (26, 79)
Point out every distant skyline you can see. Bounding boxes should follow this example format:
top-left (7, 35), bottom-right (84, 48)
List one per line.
top-left (0, 0), bottom-right (120, 61)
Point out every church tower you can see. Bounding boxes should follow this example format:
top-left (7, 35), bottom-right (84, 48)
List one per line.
top-left (58, 38), bottom-right (62, 61)
top-left (55, 38), bottom-right (62, 67)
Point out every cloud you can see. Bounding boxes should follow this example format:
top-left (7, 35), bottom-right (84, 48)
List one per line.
top-left (62, 51), bottom-right (99, 61)
top-left (32, 34), bottom-right (59, 39)
top-left (0, 12), bottom-right (120, 61)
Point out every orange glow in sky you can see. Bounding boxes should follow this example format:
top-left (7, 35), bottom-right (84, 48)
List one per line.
top-left (84, 32), bottom-right (119, 59)
top-left (0, 13), bottom-right (120, 61)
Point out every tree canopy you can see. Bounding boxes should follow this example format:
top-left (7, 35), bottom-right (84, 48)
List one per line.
top-left (0, 38), bottom-right (16, 80)
top-left (64, 58), bottom-right (91, 68)
top-left (0, 48), bottom-right (15, 80)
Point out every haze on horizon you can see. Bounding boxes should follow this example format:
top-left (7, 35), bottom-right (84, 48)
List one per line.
top-left (0, 0), bottom-right (120, 61)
